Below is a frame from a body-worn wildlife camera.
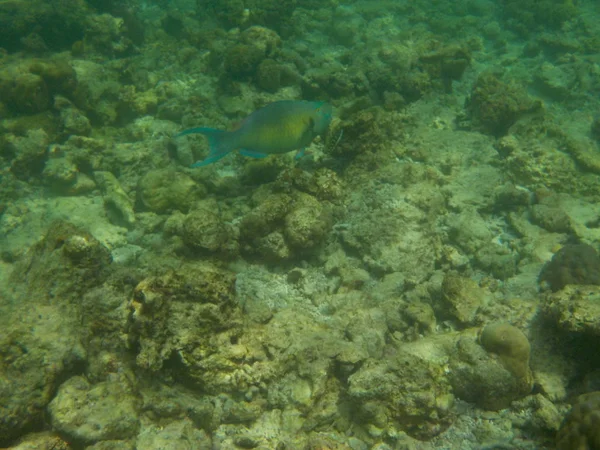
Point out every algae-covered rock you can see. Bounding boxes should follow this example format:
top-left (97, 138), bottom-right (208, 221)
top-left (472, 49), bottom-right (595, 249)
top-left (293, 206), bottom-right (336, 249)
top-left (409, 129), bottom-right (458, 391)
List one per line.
top-left (501, 0), bottom-right (578, 33)
top-left (0, 221), bottom-right (112, 445)
top-left (256, 58), bottom-right (282, 92)
top-left (5, 128), bottom-right (49, 181)
top-left (240, 25), bottom-right (281, 56)
top-left (542, 285), bottom-right (600, 335)
top-left (128, 263), bottom-right (238, 373)
top-left (10, 220), bottom-right (112, 302)
top-left (0, 306), bottom-right (86, 446)
top-left (465, 73), bottom-right (539, 136)
top-left (182, 199), bottom-right (238, 256)
top-left (95, 171), bottom-right (136, 227)
top-left (137, 169), bottom-right (202, 213)
top-left (0, 0), bottom-right (89, 52)
top-left (348, 352), bottom-right (454, 440)
top-left (239, 193), bottom-right (293, 252)
top-left (224, 44), bottom-right (265, 81)
top-left (284, 194), bottom-right (330, 249)
top-left (4, 432), bottom-right (71, 450)
top-left (439, 272), bottom-right (486, 325)
top-left (48, 376), bottom-right (140, 444)
top-left (42, 157), bottom-right (79, 192)
top-left (135, 418), bottom-right (212, 450)
top-left (341, 182), bottom-right (438, 282)
top-left (448, 325), bottom-right (533, 410)
top-left (2, 72), bottom-right (49, 114)
top-left (0, 58), bottom-right (78, 116)
top-left (55, 95), bottom-right (92, 137)
top-left (556, 391), bottom-right (600, 450)
top-left (530, 203), bottom-right (573, 233)
top-left (539, 244), bottom-right (600, 292)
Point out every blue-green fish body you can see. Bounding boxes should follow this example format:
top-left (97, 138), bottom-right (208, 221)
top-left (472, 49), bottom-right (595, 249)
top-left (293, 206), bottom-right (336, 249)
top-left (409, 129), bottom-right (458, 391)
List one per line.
top-left (177, 100), bottom-right (333, 167)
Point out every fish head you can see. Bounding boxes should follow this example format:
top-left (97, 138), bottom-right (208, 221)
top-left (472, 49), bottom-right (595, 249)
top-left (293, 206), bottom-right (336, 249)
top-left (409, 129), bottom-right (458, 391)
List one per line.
top-left (312, 102), bottom-right (333, 135)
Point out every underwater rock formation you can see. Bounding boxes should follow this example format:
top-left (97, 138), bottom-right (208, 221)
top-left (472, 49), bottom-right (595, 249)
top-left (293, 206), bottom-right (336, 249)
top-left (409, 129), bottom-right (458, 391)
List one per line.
top-left (543, 285), bottom-right (600, 335)
top-left (182, 199), bottom-right (239, 257)
top-left (556, 391), bottom-right (600, 450)
top-left (0, 221), bottom-right (112, 445)
top-left (239, 187), bottom-right (333, 261)
top-left (128, 263), bottom-right (239, 374)
top-left (448, 324), bottom-right (533, 410)
top-left (539, 243), bottom-right (600, 292)
top-left (137, 169), bottom-right (203, 214)
top-left (0, 0), bottom-right (90, 53)
top-left (438, 272), bottom-right (487, 326)
top-left (465, 72), bottom-right (540, 137)
top-left (48, 376), bottom-right (140, 445)
top-left (348, 351), bottom-right (455, 440)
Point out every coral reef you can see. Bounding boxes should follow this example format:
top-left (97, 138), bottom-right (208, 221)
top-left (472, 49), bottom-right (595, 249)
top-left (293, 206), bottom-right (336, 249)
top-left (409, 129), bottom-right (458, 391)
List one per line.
top-left (2, 0), bottom-right (600, 448)
top-left (556, 391), bottom-right (600, 450)
top-left (128, 263), bottom-right (239, 373)
top-left (464, 73), bottom-right (540, 136)
top-left (543, 285), bottom-right (600, 335)
top-left (348, 351), bottom-right (455, 440)
top-left (48, 376), bottom-right (140, 445)
top-left (448, 325), bottom-right (533, 410)
top-left (137, 169), bottom-right (203, 214)
top-left (539, 244), bottom-right (600, 292)
top-left (501, 0), bottom-right (578, 34)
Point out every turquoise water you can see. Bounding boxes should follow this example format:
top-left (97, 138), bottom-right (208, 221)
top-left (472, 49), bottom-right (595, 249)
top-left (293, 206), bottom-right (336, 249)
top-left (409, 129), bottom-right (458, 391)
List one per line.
top-left (1, 1), bottom-right (600, 448)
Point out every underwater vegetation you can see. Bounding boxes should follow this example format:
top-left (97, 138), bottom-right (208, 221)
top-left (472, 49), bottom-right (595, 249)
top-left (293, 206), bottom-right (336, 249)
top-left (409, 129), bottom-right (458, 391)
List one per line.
top-left (1, 0), bottom-right (600, 449)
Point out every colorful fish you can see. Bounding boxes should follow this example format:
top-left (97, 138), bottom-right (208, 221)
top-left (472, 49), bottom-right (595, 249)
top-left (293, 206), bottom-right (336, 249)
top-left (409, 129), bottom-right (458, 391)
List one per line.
top-left (176, 100), bottom-right (333, 167)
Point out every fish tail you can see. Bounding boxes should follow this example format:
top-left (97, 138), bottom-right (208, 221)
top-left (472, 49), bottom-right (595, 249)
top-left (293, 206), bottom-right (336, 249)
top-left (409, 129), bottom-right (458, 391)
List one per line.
top-left (176, 127), bottom-right (236, 167)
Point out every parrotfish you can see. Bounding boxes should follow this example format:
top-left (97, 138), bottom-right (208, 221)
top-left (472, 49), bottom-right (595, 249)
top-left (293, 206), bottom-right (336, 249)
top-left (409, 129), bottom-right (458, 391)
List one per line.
top-left (176, 100), bottom-right (333, 167)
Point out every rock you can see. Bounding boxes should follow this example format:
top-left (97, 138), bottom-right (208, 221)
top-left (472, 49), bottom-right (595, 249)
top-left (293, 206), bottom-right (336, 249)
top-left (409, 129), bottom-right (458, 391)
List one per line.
top-left (530, 203), bottom-right (572, 233)
top-left (42, 157), bottom-right (79, 192)
top-left (542, 285), bottom-right (600, 335)
top-left (6, 129), bottom-right (49, 181)
top-left (137, 169), bottom-right (201, 214)
top-left (284, 195), bottom-right (330, 249)
top-left (0, 306), bottom-right (86, 445)
top-left (539, 243), bottom-right (600, 292)
top-left (534, 62), bottom-right (576, 101)
top-left (348, 352), bottom-right (454, 440)
top-left (465, 73), bottom-right (540, 136)
top-left (448, 325), bottom-right (533, 410)
top-left (136, 418), bottom-right (212, 450)
top-left (439, 272), bottom-right (486, 325)
top-left (10, 221), bottom-right (112, 303)
top-left (129, 263), bottom-right (238, 374)
top-left (556, 391), bottom-right (600, 450)
top-left (48, 376), bottom-right (140, 444)
top-left (182, 199), bottom-right (238, 255)
top-left (95, 171), bottom-right (136, 227)
top-left (5, 432), bottom-right (70, 450)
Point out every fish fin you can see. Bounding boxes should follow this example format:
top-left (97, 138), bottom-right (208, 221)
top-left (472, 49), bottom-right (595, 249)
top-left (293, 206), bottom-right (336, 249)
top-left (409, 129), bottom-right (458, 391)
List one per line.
top-left (294, 148), bottom-right (306, 160)
top-left (239, 149), bottom-right (269, 159)
top-left (176, 127), bottom-right (235, 167)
